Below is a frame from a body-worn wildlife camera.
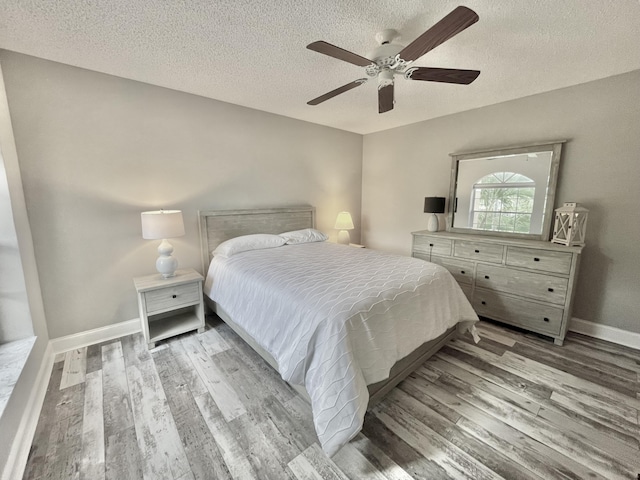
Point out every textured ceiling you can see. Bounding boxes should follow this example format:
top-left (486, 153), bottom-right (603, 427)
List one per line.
top-left (1, 1), bottom-right (640, 134)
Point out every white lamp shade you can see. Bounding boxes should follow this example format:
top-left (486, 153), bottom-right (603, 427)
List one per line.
top-left (334, 211), bottom-right (354, 230)
top-left (141, 210), bottom-right (185, 239)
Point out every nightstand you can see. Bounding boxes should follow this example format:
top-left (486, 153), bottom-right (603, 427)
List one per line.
top-left (133, 268), bottom-right (205, 349)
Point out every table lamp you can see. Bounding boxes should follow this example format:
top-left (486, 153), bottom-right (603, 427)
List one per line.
top-left (424, 197), bottom-right (445, 232)
top-left (334, 211), bottom-right (354, 245)
top-left (141, 210), bottom-right (185, 278)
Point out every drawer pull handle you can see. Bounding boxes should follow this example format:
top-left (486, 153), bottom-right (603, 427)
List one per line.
top-left (474, 249), bottom-right (480, 253)
top-left (481, 301), bottom-right (486, 305)
top-left (429, 243), bottom-right (434, 247)
top-left (461, 270), bottom-right (466, 274)
top-left (534, 257), bottom-right (540, 262)
top-left (484, 275), bottom-right (490, 279)
top-left (543, 317), bottom-right (550, 322)
top-left (172, 294), bottom-right (177, 299)
top-left (548, 288), bottom-right (554, 292)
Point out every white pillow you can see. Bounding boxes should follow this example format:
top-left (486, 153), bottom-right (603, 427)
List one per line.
top-left (213, 234), bottom-right (286, 258)
top-left (280, 228), bottom-right (328, 245)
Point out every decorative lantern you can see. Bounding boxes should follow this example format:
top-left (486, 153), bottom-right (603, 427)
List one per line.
top-left (551, 202), bottom-right (588, 246)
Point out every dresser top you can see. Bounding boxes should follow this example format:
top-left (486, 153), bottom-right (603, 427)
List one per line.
top-left (411, 230), bottom-right (583, 254)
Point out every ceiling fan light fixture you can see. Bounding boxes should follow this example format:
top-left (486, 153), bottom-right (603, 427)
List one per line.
top-left (378, 70), bottom-right (395, 89)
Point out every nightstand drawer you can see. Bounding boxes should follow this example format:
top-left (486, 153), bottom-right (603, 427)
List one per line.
top-left (476, 264), bottom-right (568, 305)
top-left (413, 236), bottom-right (453, 257)
top-left (506, 246), bottom-right (573, 275)
top-left (145, 282), bottom-right (201, 314)
top-left (473, 288), bottom-right (563, 336)
top-left (454, 240), bottom-right (504, 264)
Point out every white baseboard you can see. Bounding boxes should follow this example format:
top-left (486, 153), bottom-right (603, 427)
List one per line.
top-left (50, 318), bottom-right (141, 354)
top-left (2, 342), bottom-right (54, 480)
top-left (569, 317), bottom-right (640, 350)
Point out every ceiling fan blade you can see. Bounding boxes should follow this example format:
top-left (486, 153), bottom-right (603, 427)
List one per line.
top-left (378, 84), bottom-right (394, 114)
top-left (399, 6), bottom-right (479, 63)
top-left (406, 67), bottom-right (480, 84)
top-left (307, 79), bottom-right (367, 106)
top-left (307, 41), bottom-right (372, 67)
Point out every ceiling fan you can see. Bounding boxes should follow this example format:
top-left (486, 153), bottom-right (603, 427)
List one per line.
top-left (306, 6), bottom-right (480, 114)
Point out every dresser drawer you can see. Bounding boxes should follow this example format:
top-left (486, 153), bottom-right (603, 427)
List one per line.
top-left (145, 282), bottom-right (201, 314)
top-left (453, 240), bottom-right (504, 264)
top-left (476, 264), bottom-right (568, 305)
top-left (430, 256), bottom-right (474, 285)
top-left (413, 235), bottom-right (452, 257)
top-left (506, 246), bottom-right (573, 275)
top-left (473, 288), bottom-right (563, 336)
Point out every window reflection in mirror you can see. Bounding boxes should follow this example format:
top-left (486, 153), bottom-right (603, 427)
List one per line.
top-left (448, 143), bottom-right (563, 240)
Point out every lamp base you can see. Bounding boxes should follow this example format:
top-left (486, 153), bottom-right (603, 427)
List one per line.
top-left (427, 213), bottom-right (439, 232)
top-left (337, 230), bottom-right (351, 245)
top-left (156, 239), bottom-right (178, 278)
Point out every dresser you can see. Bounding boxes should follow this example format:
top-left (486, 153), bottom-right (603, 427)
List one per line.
top-left (411, 231), bottom-right (582, 345)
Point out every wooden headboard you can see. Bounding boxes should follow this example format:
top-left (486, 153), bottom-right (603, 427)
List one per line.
top-left (198, 206), bottom-right (315, 273)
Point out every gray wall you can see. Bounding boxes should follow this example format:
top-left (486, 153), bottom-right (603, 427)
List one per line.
top-left (0, 51), bottom-right (363, 339)
top-left (362, 69), bottom-right (640, 333)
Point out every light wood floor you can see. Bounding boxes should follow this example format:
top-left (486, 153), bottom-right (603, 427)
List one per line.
top-left (23, 318), bottom-right (640, 479)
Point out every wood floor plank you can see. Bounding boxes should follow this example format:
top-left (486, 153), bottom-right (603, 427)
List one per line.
top-left (569, 332), bottom-right (640, 363)
top-left (512, 341), bottom-right (638, 396)
top-left (164, 336), bottom-right (208, 397)
top-left (60, 347), bottom-right (87, 390)
top-left (436, 373), bottom-right (638, 480)
top-left (436, 347), bottom-right (552, 403)
top-left (194, 393), bottom-right (258, 479)
top-left (23, 362), bottom-right (64, 479)
top-left (361, 412), bottom-right (455, 479)
top-left (289, 444), bottom-right (349, 480)
top-left (423, 355), bottom-right (541, 415)
top-left (159, 368), bottom-right (233, 480)
top-left (121, 334), bottom-right (192, 480)
top-left (43, 383), bottom-right (84, 480)
top-left (101, 341), bottom-right (134, 438)
top-left (385, 388), bottom-right (542, 480)
top-left (373, 406), bottom-right (500, 480)
top-left (288, 453), bottom-right (325, 480)
top-left (511, 332), bottom-right (638, 381)
top-left (500, 350), bottom-right (640, 411)
top-left (79, 370), bottom-right (104, 480)
top-left (422, 380), bottom-right (609, 480)
top-left (474, 324), bottom-right (516, 347)
top-left (537, 405), bottom-right (640, 465)
top-left (182, 335), bottom-right (246, 422)
top-left (105, 426), bottom-right (143, 480)
top-left (397, 374), bottom-right (462, 423)
top-left (197, 327), bottom-right (231, 356)
top-left (216, 321), bottom-right (297, 405)
top-left (347, 434), bottom-right (414, 480)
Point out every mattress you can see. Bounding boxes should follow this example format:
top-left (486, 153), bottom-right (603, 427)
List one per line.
top-left (204, 241), bottom-right (478, 456)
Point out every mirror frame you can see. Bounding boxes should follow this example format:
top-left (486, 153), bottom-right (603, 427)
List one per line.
top-left (447, 141), bottom-right (565, 241)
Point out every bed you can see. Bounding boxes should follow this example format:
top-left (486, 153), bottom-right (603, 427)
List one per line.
top-left (198, 206), bottom-right (478, 456)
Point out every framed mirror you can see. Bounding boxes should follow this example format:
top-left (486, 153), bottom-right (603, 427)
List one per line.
top-left (447, 141), bottom-right (565, 240)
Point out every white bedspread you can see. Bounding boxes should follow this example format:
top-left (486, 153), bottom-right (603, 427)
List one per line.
top-left (204, 242), bottom-right (478, 456)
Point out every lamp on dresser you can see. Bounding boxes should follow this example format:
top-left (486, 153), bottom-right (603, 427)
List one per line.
top-left (334, 211), bottom-right (354, 245)
top-left (424, 197), bottom-right (446, 232)
top-left (141, 209), bottom-right (185, 278)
